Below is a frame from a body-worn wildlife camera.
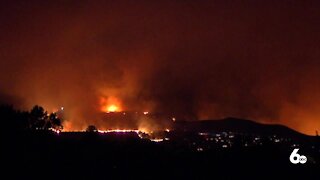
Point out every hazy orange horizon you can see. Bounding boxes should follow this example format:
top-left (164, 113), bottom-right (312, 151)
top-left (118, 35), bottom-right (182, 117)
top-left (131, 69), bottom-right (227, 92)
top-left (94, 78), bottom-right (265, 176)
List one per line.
top-left (1, 1), bottom-right (319, 135)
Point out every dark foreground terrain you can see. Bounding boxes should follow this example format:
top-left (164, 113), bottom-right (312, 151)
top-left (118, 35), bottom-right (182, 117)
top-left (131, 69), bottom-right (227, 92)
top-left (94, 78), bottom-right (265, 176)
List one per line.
top-left (2, 130), bottom-right (319, 180)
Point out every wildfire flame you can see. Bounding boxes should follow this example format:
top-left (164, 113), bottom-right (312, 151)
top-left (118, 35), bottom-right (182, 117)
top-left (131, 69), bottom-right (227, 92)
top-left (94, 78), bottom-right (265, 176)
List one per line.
top-left (100, 96), bottom-right (122, 113)
top-left (97, 129), bottom-right (140, 133)
top-left (106, 105), bottom-right (119, 112)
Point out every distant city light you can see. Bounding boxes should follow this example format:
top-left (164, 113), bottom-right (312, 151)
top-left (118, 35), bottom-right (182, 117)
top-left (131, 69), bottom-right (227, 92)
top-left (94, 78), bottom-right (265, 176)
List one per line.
top-left (197, 147), bottom-right (203, 152)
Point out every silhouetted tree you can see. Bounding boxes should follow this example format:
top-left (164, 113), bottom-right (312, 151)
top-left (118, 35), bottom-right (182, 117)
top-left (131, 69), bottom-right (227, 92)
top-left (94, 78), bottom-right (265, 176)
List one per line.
top-left (28, 105), bottom-right (64, 131)
top-left (29, 105), bottom-right (47, 130)
top-left (0, 104), bottom-right (64, 133)
top-left (86, 125), bottom-right (98, 132)
top-left (48, 112), bottom-right (63, 131)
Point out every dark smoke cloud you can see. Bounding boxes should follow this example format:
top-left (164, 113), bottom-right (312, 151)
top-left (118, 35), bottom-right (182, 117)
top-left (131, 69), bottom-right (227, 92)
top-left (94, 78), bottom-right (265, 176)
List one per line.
top-left (1, 0), bottom-right (320, 134)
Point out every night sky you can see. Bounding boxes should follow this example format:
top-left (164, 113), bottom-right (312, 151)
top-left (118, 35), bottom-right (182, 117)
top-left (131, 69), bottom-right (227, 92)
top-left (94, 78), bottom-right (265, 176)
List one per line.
top-left (1, 0), bottom-right (320, 134)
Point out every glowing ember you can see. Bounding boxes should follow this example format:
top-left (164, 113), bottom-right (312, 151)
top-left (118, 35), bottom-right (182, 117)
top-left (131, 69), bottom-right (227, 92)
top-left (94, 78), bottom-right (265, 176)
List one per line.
top-left (143, 111), bottom-right (149, 115)
top-left (49, 128), bottom-right (61, 134)
top-left (62, 128), bottom-right (167, 143)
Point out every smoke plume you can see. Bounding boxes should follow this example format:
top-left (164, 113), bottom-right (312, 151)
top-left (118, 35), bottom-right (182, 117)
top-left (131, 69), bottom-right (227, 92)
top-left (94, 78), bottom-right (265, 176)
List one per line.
top-left (1, 1), bottom-right (320, 134)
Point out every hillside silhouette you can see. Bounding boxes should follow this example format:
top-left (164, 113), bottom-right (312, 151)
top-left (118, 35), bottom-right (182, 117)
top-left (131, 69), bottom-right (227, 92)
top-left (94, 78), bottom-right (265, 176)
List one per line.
top-left (174, 117), bottom-right (308, 138)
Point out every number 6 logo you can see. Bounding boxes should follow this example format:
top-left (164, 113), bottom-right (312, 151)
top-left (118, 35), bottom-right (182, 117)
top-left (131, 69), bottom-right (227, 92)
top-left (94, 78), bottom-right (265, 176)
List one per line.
top-left (290, 148), bottom-right (307, 164)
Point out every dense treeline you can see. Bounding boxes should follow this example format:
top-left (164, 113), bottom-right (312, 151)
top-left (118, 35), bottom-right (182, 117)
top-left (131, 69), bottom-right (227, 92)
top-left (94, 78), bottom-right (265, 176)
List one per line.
top-left (0, 104), bottom-right (63, 133)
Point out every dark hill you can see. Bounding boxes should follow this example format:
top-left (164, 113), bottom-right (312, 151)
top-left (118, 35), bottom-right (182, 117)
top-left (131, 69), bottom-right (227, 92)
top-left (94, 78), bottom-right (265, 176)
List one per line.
top-left (173, 117), bottom-right (307, 139)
